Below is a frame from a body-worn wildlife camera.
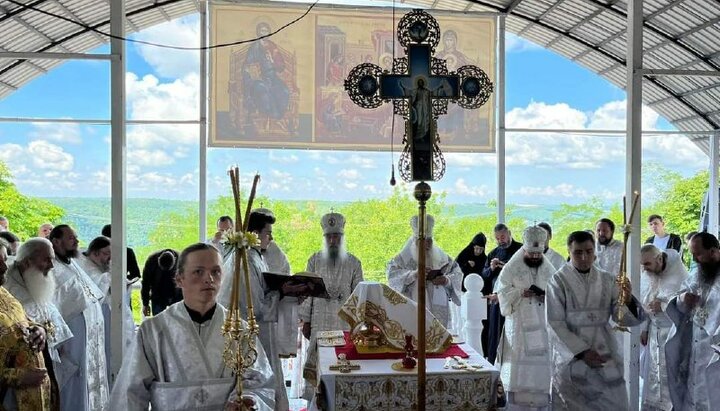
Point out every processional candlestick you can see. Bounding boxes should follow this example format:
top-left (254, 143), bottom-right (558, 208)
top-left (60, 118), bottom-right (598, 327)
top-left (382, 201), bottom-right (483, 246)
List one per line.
top-left (615, 191), bottom-right (640, 332)
top-left (222, 167), bottom-right (261, 409)
top-left (344, 9), bottom-right (493, 410)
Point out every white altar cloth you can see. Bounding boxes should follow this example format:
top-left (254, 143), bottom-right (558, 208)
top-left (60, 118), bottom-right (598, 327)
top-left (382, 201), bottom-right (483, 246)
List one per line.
top-left (313, 343), bottom-right (499, 411)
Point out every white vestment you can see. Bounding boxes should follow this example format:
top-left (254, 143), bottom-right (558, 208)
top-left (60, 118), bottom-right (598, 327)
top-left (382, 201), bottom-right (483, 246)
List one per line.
top-left (641, 250), bottom-right (687, 411)
top-left (665, 273), bottom-right (720, 411)
top-left (52, 257), bottom-right (109, 411)
top-left (546, 264), bottom-right (644, 410)
top-left (109, 302), bottom-right (275, 411)
top-left (595, 239), bottom-right (623, 275)
top-left (494, 252), bottom-right (554, 409)
top-left (299, 252), bottom-right (363, 395)
top-left (544, 248), bottom-right (566, 271)
top-left (218, 247), bottom-right (292, 411)
top-left (4, 264), bottom-right (73, 362)
top-left (76, 255), bottom-right (135, 351)
top-left (263, 242), bottom-right (297, 358)
top-left (387, 240), bottom-right (463, 328)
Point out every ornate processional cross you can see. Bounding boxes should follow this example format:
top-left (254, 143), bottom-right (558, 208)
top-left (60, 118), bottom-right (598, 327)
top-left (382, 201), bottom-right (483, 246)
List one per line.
top-left (344, 9), bottom-right (493, 182)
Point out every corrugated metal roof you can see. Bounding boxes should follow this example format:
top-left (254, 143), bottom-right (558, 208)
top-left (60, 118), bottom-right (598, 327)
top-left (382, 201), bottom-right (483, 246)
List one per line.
top-left (0, 0), bottom-right (717, 152)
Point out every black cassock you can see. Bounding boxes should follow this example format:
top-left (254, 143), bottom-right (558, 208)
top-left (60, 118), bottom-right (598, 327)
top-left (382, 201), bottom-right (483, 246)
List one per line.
top-left (480, 239), bottom-right (523, 364)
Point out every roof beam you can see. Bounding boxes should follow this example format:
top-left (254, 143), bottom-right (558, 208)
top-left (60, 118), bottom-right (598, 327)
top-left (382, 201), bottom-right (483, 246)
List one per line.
top-left (504, 0), bottom-right (524, 13)
top-left (0, 0), bottom-right (49, 24)
top-left (677, 15), bottom-right (720, 39)
top-left (644, 0), bottom-right (687, 21)
top-left (51, 0), bottom-right (106, 44)
top-left (464, 0), bottom-right (720, 130)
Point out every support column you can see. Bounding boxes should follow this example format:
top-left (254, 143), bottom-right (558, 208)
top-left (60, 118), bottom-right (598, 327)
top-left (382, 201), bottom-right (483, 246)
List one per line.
top-left (625, 0), bottom-right (643, 408)
top-left (709, 132), bottom-right (719, 236)
top-left (496, 15), bottom-right (506, 223)
top-left (199, 2), bottom-right (208, 242)
top-left (109, 0), bottom-right (127, 383)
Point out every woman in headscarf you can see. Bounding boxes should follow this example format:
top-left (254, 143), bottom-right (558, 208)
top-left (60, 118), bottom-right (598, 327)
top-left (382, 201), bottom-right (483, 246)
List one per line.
top-left (455, 232), bottom-right (487, 292)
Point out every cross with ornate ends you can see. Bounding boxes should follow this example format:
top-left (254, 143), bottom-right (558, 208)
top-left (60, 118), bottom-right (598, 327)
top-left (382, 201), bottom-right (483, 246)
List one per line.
top-left (344, 9), bottom-right (493, 182)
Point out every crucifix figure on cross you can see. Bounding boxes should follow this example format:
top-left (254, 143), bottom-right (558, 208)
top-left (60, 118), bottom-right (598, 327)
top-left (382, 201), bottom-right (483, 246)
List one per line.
top-left (344, 9), bottom-right (493, 182)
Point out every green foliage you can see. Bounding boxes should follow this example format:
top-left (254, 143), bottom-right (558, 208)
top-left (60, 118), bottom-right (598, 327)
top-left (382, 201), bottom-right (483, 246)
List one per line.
top-left (0, 161), bottom-right (64, 240)
top-left (548, 198), bottom-right (623, 256)
top-left (650, 170), bottom-right (709, 238)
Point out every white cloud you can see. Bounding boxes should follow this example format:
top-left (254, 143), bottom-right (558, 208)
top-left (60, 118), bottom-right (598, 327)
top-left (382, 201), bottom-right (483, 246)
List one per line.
top-left (451, 178), bottom-right (489, 197)
top-left (0, 140), bottom-right (76, 190)
top-left (29, 122), bottom-right (82, 144)
top-left (270, 169), bottom-right (292, 180)
top-left (128, 149), bottom-right (175, 167)
top-left (348, 154), bottom-right (376, 169)
top-left (269, 152), bottom-right (299, 164)
top-left (338, 169), bottom-right (360, 180)
top-left (344, 182), bottom-right (358, 189)
top-left (506, 33), bottom-right (543, 53)
top-left (132, 16), bottom-right (200, 78)
top-left (512, 183), bottom-right (587, 199)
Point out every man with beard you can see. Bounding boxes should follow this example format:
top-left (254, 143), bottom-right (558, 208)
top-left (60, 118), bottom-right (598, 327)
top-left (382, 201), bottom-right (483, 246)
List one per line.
top-left (387, 215), bottom-right (463, 329)
top-left (455, 232), bottom-right (487, 292)
top-left (217, 211), bottom-right (305, 411)
top-left (4, 238), bottom-right (72, 377)
top-left (48, 225), bottom-right (108, 411)
top-left (537, 222), bottom-right (566, 271)
top-left (481, 223), bottom-right (522, 363)
top-left (546, 231), bottom-right (644, 410)
top-left (494, 226), bottom-right (554, 410)
top-left (665, 232), bottom-right (720, 410)
top-left (639, 244), bottom-right (687, 411)
top-left (0, 238), bottom-right (57, 411)
top-left (299, 212), bottom-right (363, 401)
top-left (595, 218), bottom-right (623, 275)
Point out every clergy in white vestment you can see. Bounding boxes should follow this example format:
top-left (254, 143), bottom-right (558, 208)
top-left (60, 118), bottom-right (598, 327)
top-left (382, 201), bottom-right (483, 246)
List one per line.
top-left (387, 215), bottom-right (463, 328)
top-left (76, 236), bottom-right (135, 355)
top-left (48, 224), bottom-right (109, 411)
top-left (253, 207), bottom-right (296, 358)
top-left (537, 222), bottom-right (566, 271)
top-left (217, 210), bottom-right (300, 411)
top-left (638, 245), bottom-right (687, 411)
top-left (594, 218), bottom-right (623, 275)
top-left (664, 232), bottom-right (720, 410)
top-left (110, 242), bottom-right (275, 411)
top-left (299, 212), bottom-right (364, 400)
top-left (494, 226), bottom-right (554, 410)
top-left (546, 230), bottom-right (645, 410)
top-left (208, 215), bottom-right (235, 253)
top-left (4, 238), bottom-right (73, 365)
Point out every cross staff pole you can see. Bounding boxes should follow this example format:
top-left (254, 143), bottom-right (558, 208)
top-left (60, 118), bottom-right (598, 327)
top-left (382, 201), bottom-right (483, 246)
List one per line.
top-left (414, 181), bottom-right (432, 411)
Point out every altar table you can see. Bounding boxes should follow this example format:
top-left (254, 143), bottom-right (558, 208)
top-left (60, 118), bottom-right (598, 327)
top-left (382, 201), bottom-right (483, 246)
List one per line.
top-left (314, 343), bottom-right (499, 411)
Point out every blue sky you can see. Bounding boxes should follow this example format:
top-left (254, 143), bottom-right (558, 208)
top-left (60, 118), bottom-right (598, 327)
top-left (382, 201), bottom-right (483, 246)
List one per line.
top-left (0, 10), bottom-right (707, 206)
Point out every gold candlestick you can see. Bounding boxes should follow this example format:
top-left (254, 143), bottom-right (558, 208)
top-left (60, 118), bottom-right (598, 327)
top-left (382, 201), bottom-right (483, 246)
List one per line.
top-left (222, 167), bottom-right (261, 409)
top-left (614, 191), bottom-right (640, 332)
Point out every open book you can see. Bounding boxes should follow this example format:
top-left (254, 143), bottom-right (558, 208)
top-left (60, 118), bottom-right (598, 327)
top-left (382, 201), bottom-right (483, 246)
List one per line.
top-left (262, 271), bottom-right (330, 299)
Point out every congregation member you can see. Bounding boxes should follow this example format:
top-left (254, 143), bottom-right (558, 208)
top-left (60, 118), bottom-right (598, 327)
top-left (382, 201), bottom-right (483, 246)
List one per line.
top-left (0, 231), bottom-right (19, 257)
top-left (537, 222), bottom-right (565, 270)
top-left (645, 214), bottom-right (682, 253)
top-left (387, 215), bottom-right (463, 329)
top-left (37, 223), bottom-right (53, 239)
top-left (0, 238), bottom-right (57, 411)
top-left (482, 223), bottom-right (522, 363)
top-left (455, 232), bottom-right (487, 291)
top-left (109, 243), bottom-right (275, 410)
top-left (209, 216), bottom-right (234, 263)
top-left (546, 230), bottom-right (644, 409)
top-left (665, 232), bottom-right (720, 409)
top-left (299, 212), bottom-right (364, 400)
top-left (101, 224), bottom-right (141, 282)
top-left (494, 226), bottom-right (554, 410)
top-left (0, 216), bottom-right (9, 231)
top-left (218, 210), bottom-right (302, 411)
top-left (49, 225), bottom-right (108, 410)
top-left (595, 218), bottom-right (623, 274)
top-left (4, 238), bottom-right (72, 371)
top-left (141, 248), bottom-right (182, 316)
top-left (253, 208), bottom-right (292, 277)
top-left (639, 244), bottom-right (687, 411)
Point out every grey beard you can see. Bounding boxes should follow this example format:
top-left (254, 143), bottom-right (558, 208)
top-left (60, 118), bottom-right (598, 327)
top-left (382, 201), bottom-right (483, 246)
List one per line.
top-left (23, 267), bottom-right (56, 303)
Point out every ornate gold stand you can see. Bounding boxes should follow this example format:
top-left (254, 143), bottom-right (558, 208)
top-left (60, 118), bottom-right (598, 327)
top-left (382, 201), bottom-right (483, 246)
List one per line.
top-left (221, 167), bottom-right (261, 409)
top-left (413, 181), bottom-right (432, 411)
top-left (614, 191), bottom-right (639, 332)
